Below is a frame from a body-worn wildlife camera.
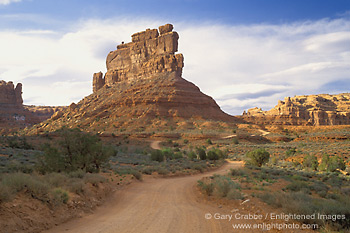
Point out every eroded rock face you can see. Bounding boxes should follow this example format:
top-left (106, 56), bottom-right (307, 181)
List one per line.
top-left (93, 24), bottom-right (184, 92)
top-left (0, 80), bottom-right (64, 133)
top-left (242, 93), bottom-right (350, 126)
top-left (0, 81), bottom-right (23, 106)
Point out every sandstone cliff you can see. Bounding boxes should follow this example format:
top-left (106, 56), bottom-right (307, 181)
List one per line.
top-left (0, 80), bottom-right (64, 133)
top-left (93, 24), bottom-right (183, 92)
top-left (242, 93), bottom-right (350, 126)
top-left (27, 24), bottom-right (236, 135)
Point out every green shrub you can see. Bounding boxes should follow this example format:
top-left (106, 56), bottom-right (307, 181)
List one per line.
top-left (131, 170), bottom-right (142, 180)
top-left (197, 180), bottom-right (214, 196)
top-left (157, 168), bottom-right (169, 175)
top-left (173, 152), bottom-right (183, 160)
top-left (187, 151), bottom-right (197, 160)
top-left (227, 189), bottom-right (244, 200)
top-left (84, 173), bottom-right (106, 185)
top-left (206, 139), bottom-right (213, 145)
top-left (319, 154), bottom-right (346, 172)
top-left (285, 180), bottom-right (309, 192)
top-left (142, 167), bottom-right (155, 175)
top-left (68, 170), bottom-right (86, 179)
top-left (246, 149), bottom-right (270, 167)
top-left (45, 173), bottom-right (67, 187)
top-left (232, 137), bottom-right (239, 145)
top-left (150, 150), bottom-right (164, 162)
top-left (50, 188), bottom-right (69, 204)
top-left (66, 179), bottom-right (85, 194)
top-left (207, 150), bottom-right (219, 161)
top-left (196, 147), bottom-right (207, 160)
top-left (0, 183), bottom-right (14, 203)
top-left (285, 148), bottom-right (297, 157)
top-left (302, 154), bottom-right (318, 171)
top-left (213, 175), bottom-right (241, 198)
top-left (259, 191), bottom-right (350, 231)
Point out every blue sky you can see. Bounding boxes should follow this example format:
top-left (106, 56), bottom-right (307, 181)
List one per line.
top-left (0, 0), bottom-right (349, 114)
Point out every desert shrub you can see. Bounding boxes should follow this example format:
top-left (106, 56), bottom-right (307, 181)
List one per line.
top-left (246, 149), bottom-right (270, 167)
top-left (66, 179), bottom-right (85, 194)
top-left (230, 168), bottom-right (247, 177)
top-left (6, 136), bottom-right (34, 150)
top-left (285, 147), bottom-right (297, 157)
top-left (50, 188), bottom-right (69, 204)
top-left (227, 189), bottom-right (244, 200)
top-left (1, 173), bottom-right (49, 199)
top-left (45, 172), bottom-right (67, 187)
top-left (187, 151), bottom-right (197, 160)
top-left (68, 170), bottom-right (86, 179)
top-left (232, 137), bottom-right (239, 145)
top-left (142, 167), bottom-right (155, 175)
top-left (131, 170), bottom-right (142, 180)
top-left (196, 147), bottom-right (207, 160)
top-left (197, 180), bottom-right (214, 196)
top-left (0, 183), bottom-right (14, 203)
top-left (212, 175), bottom-right (241, 198)
top-left (206, 139), bottom-right (213, 145)
top-left (259, 191), bottom-right (350, 231)
top-left (302, 154), bottom-right (318, 171)
top-left (193, 164), bottom-right (206, 172)
top-left (150, 150), bottom-right (164, 162)
top-left (285, 180), bottom-right (309, 192)
top-left (157, 167), bottom-right (169, 175)
top-left (37, 128), bottom-right (113, 173)
top-left (207, 150), bottom-right (219, 161)
top-left (213, 148), bottom-right (228, 159)
top-left (319, 154), bottom-right (346, 172)
top-left (183, 139), bottom-right (189, 144)
top-left (173, 152), bottom-right (183, 160)
top-left (84, 173), bottom-right (106, 185)
top-left (161, 148), bottom-right (174, 159)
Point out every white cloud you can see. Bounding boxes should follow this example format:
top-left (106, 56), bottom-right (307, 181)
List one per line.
top-left (0, 0), bottom-right (21, 5)
top-left (0, 17), bottom-right (349, 114)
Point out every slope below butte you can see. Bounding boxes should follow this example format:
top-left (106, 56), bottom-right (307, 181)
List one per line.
top-left (26, 72), bottom-right (238, 136)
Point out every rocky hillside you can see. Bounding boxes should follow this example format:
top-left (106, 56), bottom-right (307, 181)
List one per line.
top-left (26, 24), bottom-right (236, 135)
top-left (242, 93), bottom-right (350, 126)
top-left (0, 80), bottom-right (64, 133)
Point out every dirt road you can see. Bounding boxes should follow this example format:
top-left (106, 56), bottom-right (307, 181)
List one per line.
top-left (44, 162), bottom-right (253, 233)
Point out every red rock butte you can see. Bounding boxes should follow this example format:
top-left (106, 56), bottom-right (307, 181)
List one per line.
top-left (93, 24), bottom-right (184, 92)
top-left (27, 24), bottom-right (235, 134)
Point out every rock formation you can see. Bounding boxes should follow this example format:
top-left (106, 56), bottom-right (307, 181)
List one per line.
top-left (27, 24), bottom-right (236, 135)
top-left (93, 23), bottom-right (184, 92)
top-left (0, 80), bottom-right (64, 133)
top-left (0, 81), bottom-right (23, 106)
top-left (242, 93), bottom-right (350, 126)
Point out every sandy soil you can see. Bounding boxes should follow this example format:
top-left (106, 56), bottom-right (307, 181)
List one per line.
top-left (43, 162), bottom-right (258, 233)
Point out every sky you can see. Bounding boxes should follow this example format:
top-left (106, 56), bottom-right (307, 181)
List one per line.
top-left (0, 0), bottom-right (349, 115)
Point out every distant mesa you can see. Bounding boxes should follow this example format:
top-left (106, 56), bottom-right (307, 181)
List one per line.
top-left (28, 24), bottom-right (235, 134)
top-left (242, 93), bottom-right (350, 126)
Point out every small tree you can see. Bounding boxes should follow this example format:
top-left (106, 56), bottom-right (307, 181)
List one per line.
top-left (37, 128), bottom-right (113, 173)
top-left (246, 148), bottom-right (270, 167)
